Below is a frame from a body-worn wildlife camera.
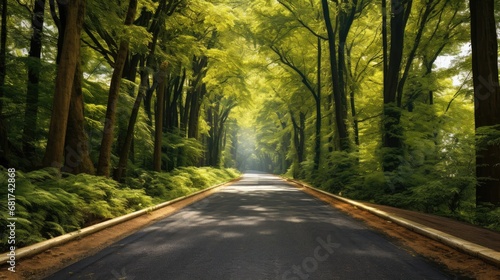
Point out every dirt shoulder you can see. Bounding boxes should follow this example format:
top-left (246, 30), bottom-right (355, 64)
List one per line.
top-left (297, 185), bottom-right (500, 280)
top-left (364, 202), bottom-right (500, 252)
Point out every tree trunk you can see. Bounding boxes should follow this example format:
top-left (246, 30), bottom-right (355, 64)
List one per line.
top-left (423, 61), bottom-right (434, 105)
top-left (396, 0), bottom-right (433, 108)
top-left (96, 0), bottom-right (138, 177)
top-left (470, 0), bottom-right (500, 205)
top-left (321, 0), bottom-right (350, 151)
top-left (291, 112), bottom-right (306, 165)
top-left (231, 128), bottom-right (239, 169)
top-left (381, 0), bottom-right (388, 86)
top-left (114, 59), bottom-right (148, 181)
top-left (188, 84), bottom-right (205, 140)
top-left (339, 1), bottom-right (358, 149)
top-left (63, 61), bottom-right (94, 174)
top-left (207, 104), bottom-right (218, 167)
top-left (180, 87), bottom-right (191, 134)
top-left (381, 0), bottom-right (412, 172)
top-left (207, 101), bottom-right (234, 167)
top-left (350, 89), bottom-right (359, 146)
top-left (115, 68), bottom-right (139, 159)
top-left (270, 44), bottom-right (321, 170)
top-left (314, 36), bottom-right (322, 171)
top-left (51, 0), bottom-right (67, 64)
top-left (166, 69), bottom-right (185, 131)
top-left (144, 82), bottom-right (155, 123)
top-left (186, 56), bottom-right (208, 139)
top-left (42, 0), bottom-right (85, 169)
top-left (277, 115), bottom-right (290, 173)
top-left (122, 53), bottom-right (141, 81)
top-left (0, 0), bottom-right (8, 166)
top-left (153, 62), bottom-right (168, 171)
top-left (22, 0), bottom-right (46, 161)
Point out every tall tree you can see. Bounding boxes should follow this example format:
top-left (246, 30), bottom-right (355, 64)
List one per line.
top-left (270, 45), bottom-right (322, 170)
top-left (42, 0), bottom-right (86, 169)
top-left (47, 0), bottom-right (94, 174)
top-left (381, 0), bottom-right (412, 172)
top-left (321, 0), bottom-right (350, 152)
top-left (114, 0), bottom-right (183, 179)
top-left (114, 58), bottom-right (148, 181)
top-left (396, 0), bottom-right (440, 109)
top-left (97, 0), bottom-right (138, 177)
top-left (185, 55), bottom-right (209, 139)
top-left (206, 95), bottom-right (236, 167)
top-left (470, 0), bottom-right (500, 205)
top-left (277, 1), bottom-right (324, 169)
top-left (22, 0), bottom-right (46, 161)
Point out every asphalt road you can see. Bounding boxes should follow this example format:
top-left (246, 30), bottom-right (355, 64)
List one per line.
top-left (47, 173), bottom-right (454, 280)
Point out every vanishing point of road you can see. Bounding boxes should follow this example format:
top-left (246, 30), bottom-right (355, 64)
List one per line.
top-left (48, 173), bottom-right (455, 279)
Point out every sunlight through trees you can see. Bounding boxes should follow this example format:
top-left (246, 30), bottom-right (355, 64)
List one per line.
top-left (0, 0), bottom-right (499, 233)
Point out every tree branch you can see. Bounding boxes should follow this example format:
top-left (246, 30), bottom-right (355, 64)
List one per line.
top-left (277, 0), bottom-right (328, 40)
top-left (270, 45), bottom-right (318, 101)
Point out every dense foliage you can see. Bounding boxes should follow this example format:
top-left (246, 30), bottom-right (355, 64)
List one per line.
top-left (0, 0), bottom-right (499, 247)
top-left (236, 0), bottom-right (500, 230)
top-left (0, 166), bottom-right (239, 251)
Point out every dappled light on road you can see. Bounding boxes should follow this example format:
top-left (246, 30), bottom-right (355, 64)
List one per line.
top-left (48, 173), bottom-right (454, 280)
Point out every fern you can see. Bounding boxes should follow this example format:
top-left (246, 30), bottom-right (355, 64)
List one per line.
top-left (0, 167), bottom-right (239, 251)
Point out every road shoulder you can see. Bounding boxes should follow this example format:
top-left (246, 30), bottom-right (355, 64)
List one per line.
top-left (0, 180), bottom-right (236, 280)
top-left (288, 179), bottom-right (500, 280)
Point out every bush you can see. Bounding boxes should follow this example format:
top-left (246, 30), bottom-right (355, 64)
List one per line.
top-left (347, 171), bottom-right (388, 201)
top-left (409, 176), bottom-right (475, 214)
top-left (474, 204), bottom-right (500, 231)
top-left (0, 168), bottom-right (84, 248)
top-left (125, 167), bottom-right (239, 201)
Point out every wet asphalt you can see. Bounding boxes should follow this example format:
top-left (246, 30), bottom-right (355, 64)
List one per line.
top-left (47, 173), bottom-right (455, 280)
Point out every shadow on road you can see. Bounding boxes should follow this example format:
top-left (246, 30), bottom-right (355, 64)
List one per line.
top-left (48, 173), bottom-right (454, 280)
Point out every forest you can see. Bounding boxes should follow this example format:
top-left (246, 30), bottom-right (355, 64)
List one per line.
top-left (0, 0), bottom-right (500, 249)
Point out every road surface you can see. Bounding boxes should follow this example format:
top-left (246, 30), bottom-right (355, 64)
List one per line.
top-left (48, 173), bottom-right (454, 279)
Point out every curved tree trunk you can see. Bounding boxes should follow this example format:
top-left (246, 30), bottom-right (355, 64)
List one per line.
top-left (114, 59), bottom-right (148, 181)
top-left (96, 0), bottom-right (138, 177)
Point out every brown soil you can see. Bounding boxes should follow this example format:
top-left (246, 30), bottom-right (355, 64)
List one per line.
top-left (1, 178), bottom-right (499, 279)
top-left (297, 185), bottom-right (500, 280)
top-left (364, 202), bottom-right (500, 252)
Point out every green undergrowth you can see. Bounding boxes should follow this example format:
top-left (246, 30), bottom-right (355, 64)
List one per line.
top-left (287, 173), bottom-right (500, 232)
top-left (0, 166), bottom-right (240, 251)
top-left (124, 167), bottom-right (240, 202)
